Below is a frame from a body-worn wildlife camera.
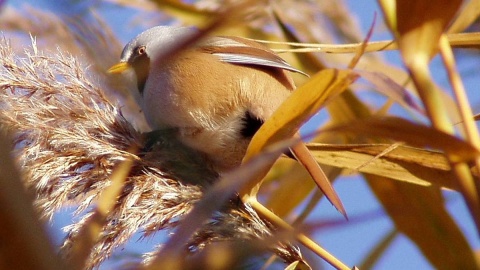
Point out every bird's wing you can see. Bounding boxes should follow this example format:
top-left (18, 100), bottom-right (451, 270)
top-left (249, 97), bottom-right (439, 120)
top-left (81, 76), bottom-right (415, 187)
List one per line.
top-left (199, 37), bottom-right (308, 76)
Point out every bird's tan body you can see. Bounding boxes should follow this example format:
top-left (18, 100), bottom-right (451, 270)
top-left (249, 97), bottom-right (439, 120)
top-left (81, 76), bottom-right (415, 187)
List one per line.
top-left (111, 26), bottom-right (302, 171)
top-left (144, 48), bottom-right (295, 170)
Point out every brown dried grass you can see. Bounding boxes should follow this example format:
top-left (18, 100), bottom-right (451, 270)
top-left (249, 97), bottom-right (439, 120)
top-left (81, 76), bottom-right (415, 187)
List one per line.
top-left (0, 36), bottom-right (302, 269)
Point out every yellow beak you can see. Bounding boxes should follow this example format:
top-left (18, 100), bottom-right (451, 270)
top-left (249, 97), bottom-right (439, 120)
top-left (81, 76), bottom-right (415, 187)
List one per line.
top-left (108, 62), bottom-right (130, 74)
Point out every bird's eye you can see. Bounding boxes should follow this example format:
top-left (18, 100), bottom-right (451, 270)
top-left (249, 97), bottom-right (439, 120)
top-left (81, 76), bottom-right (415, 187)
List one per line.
top-left (136, 46), bottom-right (146, 55)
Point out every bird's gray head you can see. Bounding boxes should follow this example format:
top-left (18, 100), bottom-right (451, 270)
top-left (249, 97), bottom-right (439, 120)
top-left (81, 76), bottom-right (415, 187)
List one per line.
top-left (120, 26), bottom-right (195, 63)
top-left (113, 26), bottom-right (196, 94)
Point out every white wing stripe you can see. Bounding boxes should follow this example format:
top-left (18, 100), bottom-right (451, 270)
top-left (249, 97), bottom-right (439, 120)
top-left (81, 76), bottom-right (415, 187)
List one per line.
top-left (213, 53), bottom-right (308, 76)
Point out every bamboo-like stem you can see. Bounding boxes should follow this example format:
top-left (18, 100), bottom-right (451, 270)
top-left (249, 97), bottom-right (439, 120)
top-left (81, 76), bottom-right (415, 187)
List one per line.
top-left (255, 33), bottom-right (480, 54)
top-left (407, 51), bottom-right (480, 235)
top-left (439, 34), bottom-right (480, 174)
top-left (249, 198), bottom-right (351, 270)
top-left (68, 156), bottom-right (133, 269)
top-left (438, 34), bottom-right (480, 230)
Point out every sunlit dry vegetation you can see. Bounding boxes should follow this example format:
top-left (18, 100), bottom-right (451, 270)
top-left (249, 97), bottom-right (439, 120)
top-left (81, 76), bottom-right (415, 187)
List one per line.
top-left (0, 0), bottom-right (479, 269)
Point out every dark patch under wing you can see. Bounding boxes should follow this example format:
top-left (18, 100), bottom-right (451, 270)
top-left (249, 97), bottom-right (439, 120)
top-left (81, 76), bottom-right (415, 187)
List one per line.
top-left (240, 111), bottom-right (264, 138)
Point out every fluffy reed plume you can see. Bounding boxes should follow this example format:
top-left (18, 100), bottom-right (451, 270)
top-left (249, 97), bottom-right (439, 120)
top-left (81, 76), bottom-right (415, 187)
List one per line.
top-left (0, 37), bottom-right (303, 268)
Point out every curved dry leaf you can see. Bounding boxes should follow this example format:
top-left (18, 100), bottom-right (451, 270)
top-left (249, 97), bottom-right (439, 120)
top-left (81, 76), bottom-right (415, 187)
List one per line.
top-left (308, 143), bottom-right (459, 190)
top-left (323, 116), bottom-right (480, 163)
top-left (448, 0), bottom-right (480, 33)
top-left (356, 70), bottom-right (425, 115)
top-left (244, 69), bottom-right (357, 162)
top-left (367, 175), bottom-right (478, 269)
top-left (241, 69), bottom-right (357, 209)
top-left (290, 141), bottom-right (347, 217)
top-left (0, 132), bottom-right (64, 270)
top-left (380, 0), bottom-right (463, 61)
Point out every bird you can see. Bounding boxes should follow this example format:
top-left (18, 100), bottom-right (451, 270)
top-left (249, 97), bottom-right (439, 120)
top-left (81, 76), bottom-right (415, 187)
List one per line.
top-left (109, 26), bottom-right (347, 217)
top-left (109, 26), bottom-right (307, 172)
